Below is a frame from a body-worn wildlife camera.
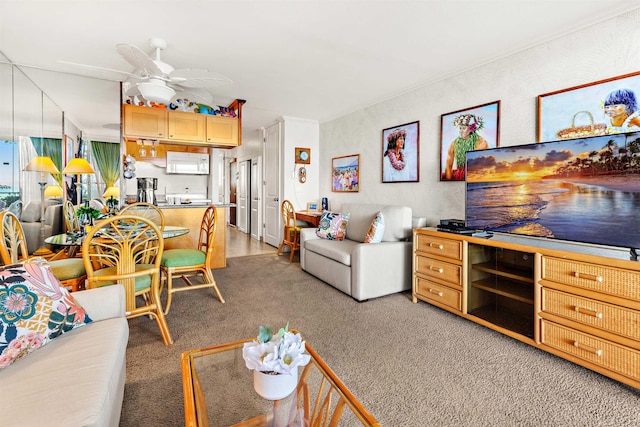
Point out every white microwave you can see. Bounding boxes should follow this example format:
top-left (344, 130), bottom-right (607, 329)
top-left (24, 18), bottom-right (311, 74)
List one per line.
top-left (166, 151), bottom-right (210, 175)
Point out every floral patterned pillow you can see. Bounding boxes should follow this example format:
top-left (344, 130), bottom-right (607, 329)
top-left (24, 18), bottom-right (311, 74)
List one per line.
top-left (316, 211), bottom-right (350, 240)
top-left (0, 261), bottom-right (92, 370)
top-left (364, 211), bottom-right (385, 243)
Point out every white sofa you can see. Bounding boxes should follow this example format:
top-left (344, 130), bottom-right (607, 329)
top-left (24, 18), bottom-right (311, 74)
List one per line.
top-left (0, 285), bottom-right (129, 427)
top-left (300, 203), bottom-right (413, 301)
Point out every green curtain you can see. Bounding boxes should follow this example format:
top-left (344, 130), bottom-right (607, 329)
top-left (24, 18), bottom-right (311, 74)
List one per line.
top-left (90, 141), bottom-right (120, 188)
top-left (31, 137), bottom-right (63, 185)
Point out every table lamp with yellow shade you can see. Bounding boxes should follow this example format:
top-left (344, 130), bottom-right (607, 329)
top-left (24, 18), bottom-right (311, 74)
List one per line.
top-left (63, 158), bottom-right (95, 204)
top-left (44, 184), bottom-right (63, 198)
top-left (24, 156), bottom-right (60, 256)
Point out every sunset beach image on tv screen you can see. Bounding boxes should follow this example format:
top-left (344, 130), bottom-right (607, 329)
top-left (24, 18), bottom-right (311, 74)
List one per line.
top-left (465, 131), bottom-right (640, 249)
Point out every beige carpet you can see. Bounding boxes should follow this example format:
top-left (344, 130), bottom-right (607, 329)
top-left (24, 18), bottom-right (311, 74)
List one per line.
top-left (121, 254), bottom-right (640, 426)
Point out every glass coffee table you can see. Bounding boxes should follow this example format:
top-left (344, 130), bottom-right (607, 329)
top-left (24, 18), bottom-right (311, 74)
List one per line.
top-left (181, 337), bottom-right (380, 427)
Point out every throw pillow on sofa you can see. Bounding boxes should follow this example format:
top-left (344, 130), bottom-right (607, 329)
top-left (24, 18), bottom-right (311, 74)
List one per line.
top-left (7, 200), bottom-right (22, 221)
top-left (0, 260), bottom-right (92, 370)
top-left (20, 201), bottom-right (42, 223)
top-left (316, 211), bottom-right (350, 240)
top-left (364, 211), bottom-right (385, 243)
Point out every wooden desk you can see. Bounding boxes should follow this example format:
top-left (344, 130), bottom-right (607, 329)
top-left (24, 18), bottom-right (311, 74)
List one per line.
top-left (296, 211), bottom-right (322, 227)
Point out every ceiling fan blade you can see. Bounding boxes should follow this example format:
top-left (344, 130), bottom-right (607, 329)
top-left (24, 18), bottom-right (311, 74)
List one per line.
top-left (56, 60), bottom-right (139, 78)
top-left (116, 43), bottom-right (163, 76)
top-left (169, 68), bottom-right (233, 88)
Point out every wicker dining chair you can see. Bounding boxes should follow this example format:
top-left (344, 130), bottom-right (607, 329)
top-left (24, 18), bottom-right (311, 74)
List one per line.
top-left (277, 200), bottom-right (303, 262)
top-left (82, 214), bottom-right (172, 345)
top-left (0, 211), bottom-right (87, 291)
top-left (119, 202), bottom-right (165, 230)
top-left (160, 206), bottom-right (224, 315)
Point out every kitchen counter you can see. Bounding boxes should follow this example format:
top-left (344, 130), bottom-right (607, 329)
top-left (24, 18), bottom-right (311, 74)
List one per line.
top-left (160, 205), bottom-right (229, 268)
top-left (156, 203), bottom-right (236, 209)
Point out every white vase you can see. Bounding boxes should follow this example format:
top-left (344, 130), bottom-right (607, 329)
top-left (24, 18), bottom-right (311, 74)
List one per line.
top-left (253, 370), bottom-right (298, 400)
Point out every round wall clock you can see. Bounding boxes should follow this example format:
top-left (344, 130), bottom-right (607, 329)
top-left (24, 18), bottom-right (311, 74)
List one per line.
top-left (295, 147), bottom-right (311, 164)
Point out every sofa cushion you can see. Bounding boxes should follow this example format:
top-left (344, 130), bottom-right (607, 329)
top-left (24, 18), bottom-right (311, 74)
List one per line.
top-left (316, 211), bottom-right (350, 240)
top-left (343, 203), bottom-right (412, 242)
top-left (364, 211), bottom-right (385, 243)
top-left (7, 200), bottom-right (22, 221)
top-left (0, 261), bottom-right (92, 370)
top-left (21, 201), bottom-right (41, 222)
top-left (305, 238), bottom-right (361, 266)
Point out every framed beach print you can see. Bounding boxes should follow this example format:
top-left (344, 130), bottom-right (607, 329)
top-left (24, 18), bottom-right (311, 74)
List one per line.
top-left (382, 121), bottom-right (419, 183)
top-left (440, 101), bottom-right (500, 181)
top-left (331, 154), bottom-right (359, 192)
top-left (538, 71), bottom-right (640, 142)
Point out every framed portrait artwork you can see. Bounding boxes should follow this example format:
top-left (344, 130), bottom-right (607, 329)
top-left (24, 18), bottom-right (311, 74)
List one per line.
top-left (440, 101), bottom-right (500, 181)
top-left (382, 121), bottom-right (419, 183)
top-left (331, 154), bottom-right (359, 192)
top-left (538, 71), bottom-right (640, 142)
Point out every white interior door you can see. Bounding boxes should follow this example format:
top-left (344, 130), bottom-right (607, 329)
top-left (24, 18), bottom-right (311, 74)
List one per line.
top-left (264, 122), bottom-right (281, 247)
top-left (250, 157), bottom-right (261, 240)
top-left (237, 159), bottom-right (249, 233)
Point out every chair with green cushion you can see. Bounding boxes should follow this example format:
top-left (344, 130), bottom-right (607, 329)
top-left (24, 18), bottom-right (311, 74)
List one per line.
top-left (82, 214), bottom-right (172, 345)
top-left (160, 206), bottom-right (225, 315)
top-left (0, 210), bottom-right (87, 292)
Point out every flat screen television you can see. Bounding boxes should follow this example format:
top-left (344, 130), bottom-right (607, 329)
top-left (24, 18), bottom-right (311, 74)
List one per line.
top-left (465, 131), bottom-right (640, 251)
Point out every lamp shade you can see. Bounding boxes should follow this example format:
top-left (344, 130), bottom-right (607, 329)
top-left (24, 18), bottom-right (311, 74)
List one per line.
top-left (103, 186), bottom-right (120, 199)
top-left (63, 158), bottom-right (95, 175)
top-left (24, 156), bottom-right (60, 174)
top-left (44, 184), bottom-right (63, 197)
top-left (138, 81), bottom-right (175, 104)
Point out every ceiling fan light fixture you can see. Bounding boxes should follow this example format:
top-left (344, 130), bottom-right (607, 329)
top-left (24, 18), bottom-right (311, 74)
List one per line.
top-left (138, 82), bottom-right (175, 104)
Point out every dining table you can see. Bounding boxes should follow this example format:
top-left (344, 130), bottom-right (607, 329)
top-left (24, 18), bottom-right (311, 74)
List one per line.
top-left (44, 225), bottom-right (190, 258)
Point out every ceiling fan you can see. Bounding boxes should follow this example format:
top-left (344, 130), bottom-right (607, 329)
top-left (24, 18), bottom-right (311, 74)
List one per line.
top-left (60, 37), bottom-right (232, 105)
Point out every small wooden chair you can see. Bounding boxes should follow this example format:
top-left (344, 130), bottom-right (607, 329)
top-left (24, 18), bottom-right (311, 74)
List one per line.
top-left (82, 214), bottom-right (172, 345)
top-left (160, 206), bottom-right (225, 315)
top-left (119, 202), bottom-right (165, 230)
top-left (0, 211), bottom-right (86, 291)
top-left (277, 200), bottom-right (302, 262)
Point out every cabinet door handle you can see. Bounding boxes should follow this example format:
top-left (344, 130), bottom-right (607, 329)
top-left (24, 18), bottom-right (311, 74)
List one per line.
top-left (573, 271), bottom-right (603, 282)
top-left (573, 340), bottom-right (602, 357)
top-left (428, 288), bottom-right (444, 297)
top-left (429, 243), bottom-right (444, 250)
top-left (429, 265), bottom-right (444, 274)
top-left (574, 305), bottom-right (603, 319)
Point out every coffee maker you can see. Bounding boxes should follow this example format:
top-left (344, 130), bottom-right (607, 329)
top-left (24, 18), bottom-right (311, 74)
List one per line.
top-left (137, 177), bottom-right (158, 205)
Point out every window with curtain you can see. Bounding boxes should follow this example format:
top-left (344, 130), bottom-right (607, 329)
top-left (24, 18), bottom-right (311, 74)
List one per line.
top-left (90, 140), bottom-right (120, 190)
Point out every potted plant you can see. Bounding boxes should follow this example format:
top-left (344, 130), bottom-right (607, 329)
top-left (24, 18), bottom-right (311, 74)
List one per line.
top-left (242, 323), bottom-right (311, 400)
top-left (76, 204), bottom-right (101, 234)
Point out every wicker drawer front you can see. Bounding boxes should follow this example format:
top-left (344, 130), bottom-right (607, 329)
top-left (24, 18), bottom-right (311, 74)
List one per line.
top-left (541, 288), bottom-right (640, 341)
top-left (542, 257), bottom-right (640, 300)
top-left (415, 256), bottom-right (461, 287)
top-left (415, 277), bottom-right (462, 311)
top-left (541, 320), bottom-right (640, 381)
top-left (415, 234), bottom-right (462, 260)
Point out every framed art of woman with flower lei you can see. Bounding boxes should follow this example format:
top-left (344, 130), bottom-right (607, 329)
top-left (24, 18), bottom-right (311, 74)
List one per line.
top-left (382, 121), bottom-right (420, 183)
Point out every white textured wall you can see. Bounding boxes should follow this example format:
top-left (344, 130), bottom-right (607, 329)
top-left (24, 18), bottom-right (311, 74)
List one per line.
top-left (320, 8), bottom-right (640, 224)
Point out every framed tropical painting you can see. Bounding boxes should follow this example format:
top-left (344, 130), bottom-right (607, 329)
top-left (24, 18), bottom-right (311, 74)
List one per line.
top-left (332, 154), bottom-right (359, 192)
top-left (382, 121), bottom-right (419, 183)
top-left (537, 71), bottom-right (640, 142)
top-left (440, 101), bottom-right (500, 181)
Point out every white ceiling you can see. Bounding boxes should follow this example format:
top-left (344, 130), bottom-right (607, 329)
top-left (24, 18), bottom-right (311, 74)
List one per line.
top-left (1, 1), bottom-right (636, 141)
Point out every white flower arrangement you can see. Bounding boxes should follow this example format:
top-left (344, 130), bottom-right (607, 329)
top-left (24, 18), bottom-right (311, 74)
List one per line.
top-left (242, 323), bottom-right (311, 375)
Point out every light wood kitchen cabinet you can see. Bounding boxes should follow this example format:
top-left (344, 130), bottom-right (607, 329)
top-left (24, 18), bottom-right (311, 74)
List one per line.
top-left (206, 115), bottom-right (238, 146)
top-left (122, 99), bottom-right (245, 148)
top-left (123, 104), bottom-right (167, 138)
top-left (168, 110), bottom-right (206, 142)
top-left (413, 227), bottom-right (640, 389)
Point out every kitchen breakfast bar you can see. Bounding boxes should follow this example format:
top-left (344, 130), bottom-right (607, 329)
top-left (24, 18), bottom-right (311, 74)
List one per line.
top-left (158, 204), bottom-right (233, 269)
